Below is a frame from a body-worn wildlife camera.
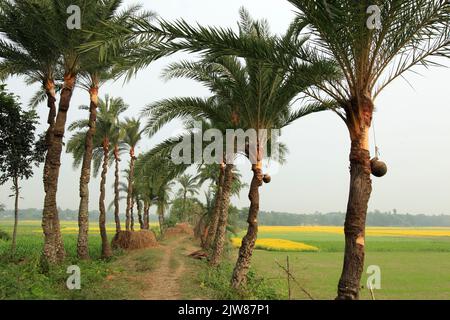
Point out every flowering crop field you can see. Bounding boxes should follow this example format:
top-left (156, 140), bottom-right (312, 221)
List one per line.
top-left (231, 237), bottom-right (319, 252)
top-left (257, 226), bottom-right (450, 238)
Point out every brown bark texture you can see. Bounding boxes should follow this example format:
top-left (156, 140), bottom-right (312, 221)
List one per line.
top-left (204, 164), bottom-right (225, 249)
top-left (125, 149), bottom-right (136, 231)
top-left (143, 201), bottom-right (150, 230)
top-left (210, 164), bottom-right (234, 266)
top-left (113, 146), bottom-right (121, 233)
top-left (99, 139), bottom-right (113, 259)
top-left (231, 164), bottom-right (263, 289)
top-left (337, 97), bottom-right (373, 300)
top-left (76, 86), bottom-right (98, 260)
top-left (42, 76), bottom-right (75, 264)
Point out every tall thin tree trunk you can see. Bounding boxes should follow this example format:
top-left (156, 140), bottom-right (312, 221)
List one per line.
top-left (99, 140), bottom-right (112, 259)
top-left (182, 191), bottom-right (187, 221)
top-left (76, 85), bottom-right (98, 260)
top-left (337, 107), bottom-right (373, 299)
top-left (143, 201), bottom-right (150, 230)
top-left (210, 164), bottom-right (234, 266)
top-left (137, 199), bottom-right (144, 230)
top-left (42, 75), bottom-right (75, 264)
top-left (125, 148), bottom-right (136, 231)
top-left (204, 163), bottom-right (225, 249)
top-left (231, 163), bottom-right (263, 289)
top-left (41, 79), bottom-right (57, 262)
top-left (11, 176), bottom-right (19, 253)
top-left (130, 198), bottom-right (135, 231)
top-left (158, 207), bottom-right (165, 235)
top-left (113, 146), bottom-right (121, 233)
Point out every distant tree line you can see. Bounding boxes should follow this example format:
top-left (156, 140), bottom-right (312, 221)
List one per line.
top-left (2, 207), bottom-right (449, 227)
top-left (236, 209), bottom-right (450, 227)
top-left (0, 208), bottom-right (159, 223)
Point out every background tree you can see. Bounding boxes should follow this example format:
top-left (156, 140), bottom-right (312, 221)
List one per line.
top-left (122, 118), bottom-right (143, 231)
top-left (0, 0), bottom-right (65, 262)
top-left (176, 174), bottom-right (200, 222)
top-left (68, 96), bottom-right (127, 258)
top-left (143, 11), bottom-right (333, 284)
top-left (289, 0), bottom-right (450, 299)
top-left (69, 0), bottom-right (148, 259)
top-left (0, 85), bottom-right (45, 253)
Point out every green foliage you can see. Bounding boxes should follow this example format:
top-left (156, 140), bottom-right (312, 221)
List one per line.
top-left (289, 0), bottom-right (450, 122)
top-left (169, 197), bottom-right (205, 224)
top-left (0, 221), bottom-right (128, 299)
top-left (163, 215), bottom-right (178, 229)
top-left (67, 95), bottom-right (128, 176)
top-left (0, 85), bottom-right (44, 185)
top-left (0, 229), bottom-right (10, 241)
top-left (199, 261), bottom-right (280, 300)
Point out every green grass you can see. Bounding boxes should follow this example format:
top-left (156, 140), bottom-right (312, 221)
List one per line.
top-left (1, 221), bottom-right (450, 300)
top-left (233, 228), bottom-right (450, 300)
top-left (245, 231), bottom-right (450, 252)
top-left (0, 221), bottom-right (132, 299)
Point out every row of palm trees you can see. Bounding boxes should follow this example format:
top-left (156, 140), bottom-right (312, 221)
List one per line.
top-left (0, 0), bottom-right (156, 263)
top-left (1, 0), bottom-right (449, 300)
top-left (88, 0), bottom-right (449, 299)
top-left (66, 96), bottom-right (143, 258)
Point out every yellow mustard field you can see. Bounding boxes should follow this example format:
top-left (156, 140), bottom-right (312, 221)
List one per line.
top-left (257, 226), bottom-right (450, 237)
top-left (231, 237), bottom-right (319, 252)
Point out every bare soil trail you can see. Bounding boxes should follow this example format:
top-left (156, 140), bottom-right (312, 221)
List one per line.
top-left (139, 237), bottom-right (184, 299)
top-left (102, 233), bottom-right (205, 300)
top-left (139, 235), bottom-right (200, 300)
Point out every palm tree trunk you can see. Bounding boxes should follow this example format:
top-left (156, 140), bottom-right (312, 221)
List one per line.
top-left (231, 163), bottom-right (263, 289)
top-left (337, 116), bottom-right (372, 300)
top-left (204, 163), bottom-right (225, 249)
top-left (158, 207), bottom-right (165, 235)
top-left (125, 150), bottom-right (136, 231)
top-left (11, 176), bottom-right (19, 253)
top-left (99, 139), bottom-right (113, 259)
top-left (182, 191), bottom-right (187, 221)
top-left (143, 201), bottom-right (150, 230)
top-left (210, 164), bottom-right (234, 266)
top-left (41, 79), bottom-right (58, 262)
top-left (137, 199), bottom-right (144, 230)
top-left (130, 197), bottom-right (135, 231)
top-left (113, 146), bottom-right (121, 233)
top-left (42, 75), bottom-right (76, 264)
top-left (76, 86), bottom-right (98, 260)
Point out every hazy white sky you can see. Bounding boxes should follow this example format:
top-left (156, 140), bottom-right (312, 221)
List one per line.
top-left (1, 0), bottom-right (450, 215)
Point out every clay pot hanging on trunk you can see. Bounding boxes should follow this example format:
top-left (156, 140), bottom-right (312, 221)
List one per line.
top-left (370, 157), bottom-right (387, 177)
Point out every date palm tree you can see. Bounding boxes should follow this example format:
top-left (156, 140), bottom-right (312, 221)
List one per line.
top-left (133, 157), bottom-right (158, 230)
top-left (39, 0), bottom-right (106, 263)
top-left (68, 95), bottom-right (127, 258)
top-left (143, 9), bottom-right (337, 284)
top-left (121, 118), bottom-right (143, 231)
top-left (176, 174), bottom-right (200, 222)
top-left (288, 0), bottom-right (450, 299)
top-left (0, 0), bottom-right (66, 263)
top-left (71, 0), bottom-right (150, 260)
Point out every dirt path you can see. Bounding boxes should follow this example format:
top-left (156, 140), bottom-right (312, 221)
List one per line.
top-left (139, 236), bottom-right (196, 300)
top-left (103, 233), bottom-right (204, 300)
